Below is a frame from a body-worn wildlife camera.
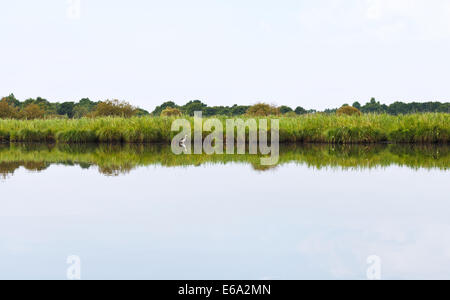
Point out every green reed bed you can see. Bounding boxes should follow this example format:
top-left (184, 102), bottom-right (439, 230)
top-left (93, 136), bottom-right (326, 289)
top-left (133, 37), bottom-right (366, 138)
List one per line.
top-left (0, 113), bottom-right (448, 144)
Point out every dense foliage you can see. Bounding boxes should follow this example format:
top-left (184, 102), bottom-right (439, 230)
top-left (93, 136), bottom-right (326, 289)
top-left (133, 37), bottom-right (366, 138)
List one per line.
top-left (0, 94), bottom-right (150, 119)
top-left (150, 98), bottom-right (449, 116)
top-left (1, 94), bottom-right (449, 120)
top-left (0, 113), bottom-right (448, 144)
top-left (93, 100), bottom-right (137, 118)
top-left (337, 105), bottom-right (361, 116)
top-left (353, 98), bottom-right (450, 114)
top-left (246, 103), bottom-right (280, 116)
top-left (161, 107), bottom-right (183, 117)
top-left (152, 100), bottom-right (250, 117)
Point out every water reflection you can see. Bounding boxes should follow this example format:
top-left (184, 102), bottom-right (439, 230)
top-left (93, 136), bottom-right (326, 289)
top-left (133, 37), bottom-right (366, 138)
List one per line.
top-left (0, 143), bottom-right (449, 279)
top-left (0, 143), bottom-right (448, 178)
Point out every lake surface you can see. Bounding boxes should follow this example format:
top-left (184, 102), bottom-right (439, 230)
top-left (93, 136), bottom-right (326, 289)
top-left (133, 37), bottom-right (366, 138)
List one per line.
top-left (0, 143), bottom-right (449, 280)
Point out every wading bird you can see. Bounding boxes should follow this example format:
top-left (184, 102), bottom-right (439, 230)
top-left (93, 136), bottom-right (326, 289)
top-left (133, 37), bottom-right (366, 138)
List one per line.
top-left (180, 135), bottom-right (188, 152)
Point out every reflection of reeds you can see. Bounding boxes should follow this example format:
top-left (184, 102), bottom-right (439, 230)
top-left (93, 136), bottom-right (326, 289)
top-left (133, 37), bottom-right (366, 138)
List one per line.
top-left (0, 114), bottom-right (449, 144)
top-left (0, 143), bottom-right (448, 178)
top-left (0, 160), bottom-right (50, 179)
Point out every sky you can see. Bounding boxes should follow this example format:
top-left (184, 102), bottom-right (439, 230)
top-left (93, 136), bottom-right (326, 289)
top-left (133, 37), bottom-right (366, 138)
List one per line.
top-left (1, 0), bottom-right (450, 111)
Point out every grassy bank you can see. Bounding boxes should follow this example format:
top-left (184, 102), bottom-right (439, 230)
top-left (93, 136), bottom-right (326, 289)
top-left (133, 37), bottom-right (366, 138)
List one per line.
top-left (0, 113), bottom-right (449, 144)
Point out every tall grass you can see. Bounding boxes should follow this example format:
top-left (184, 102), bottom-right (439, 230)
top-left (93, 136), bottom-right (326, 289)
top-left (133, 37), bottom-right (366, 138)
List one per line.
top-left (0, 113), bottom-right (448, 144)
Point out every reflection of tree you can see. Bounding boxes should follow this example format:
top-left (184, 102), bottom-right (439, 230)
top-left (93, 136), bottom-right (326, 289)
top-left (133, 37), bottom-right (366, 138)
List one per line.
top-left (251, 164), bottom-right (278, 172)
top-left (0, 162), bottom-right (21, 179)
top-left (23, 161), bottom-right (49, 172)
top-left (98, 164), bottom-right (134, 176)
top-left (0, 161), bottom-right (49, 179)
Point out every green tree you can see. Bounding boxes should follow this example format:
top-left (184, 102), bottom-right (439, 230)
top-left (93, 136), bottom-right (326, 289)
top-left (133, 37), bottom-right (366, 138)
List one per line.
top-left (0, 98), bottom-right (18, 119)
top-left (182, 100), bottom-right (207, 116)
top-left (387, 102), bottom-right (408, 115)
top-left (151, 101), bottom-right (179, 116)
top-left (58, 102), bottom-right (75, 118)
top-left (231, 105), bottom-right (250, 116)
top-left (246, 103), bottom-right (280, 116)
top-left (280, 106), bottom-right (293, 114)
top-left (93, 100), bottom-right (137, 118)
top-left (203, 107), bottom-right (219, 116)
top-left (161, 107), bottom-right (182, 117)
top-left (2, 94), bottom-right (20, 107)
top-left (135, 108), bottom-right (150, 116)
top-left (73, 106), bottom-right (91, 118)
top-left (19, 104), bottom-right (46, 119)
top-left (295, 106), bottom-right (307, 115)
top-left (352, 102), bottom-right (361, 110)
top-left (73, 98), bottom-right (97, 118)
top-left (78, 98), bottom-right (96, 107)
top-left (440, 103), bottom-right (450, 113)
top-left (361, 98), bottom-right (386, 114)
top-left (337, 105), bottom-right (361, 116)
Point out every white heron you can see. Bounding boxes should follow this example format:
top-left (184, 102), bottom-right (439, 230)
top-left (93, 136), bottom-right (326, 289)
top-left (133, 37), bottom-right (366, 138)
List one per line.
top-left (180, 135), bottom-right (188, 152)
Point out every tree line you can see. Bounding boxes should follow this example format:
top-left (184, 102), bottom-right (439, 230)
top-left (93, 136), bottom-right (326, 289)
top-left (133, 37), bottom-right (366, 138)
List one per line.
top-left (153, 98), bottom-right (450, 116)
top-left (349, 98), bottom-right (449, 115)
top-left (0, 94), bottom-right (150, 119)
top-left (1, 94), bottom-right (449, 119)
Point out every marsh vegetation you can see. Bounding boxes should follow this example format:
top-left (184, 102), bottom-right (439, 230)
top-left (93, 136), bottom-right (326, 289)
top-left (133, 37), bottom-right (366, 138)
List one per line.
top-left (0, 113), bottom-right (448, 144)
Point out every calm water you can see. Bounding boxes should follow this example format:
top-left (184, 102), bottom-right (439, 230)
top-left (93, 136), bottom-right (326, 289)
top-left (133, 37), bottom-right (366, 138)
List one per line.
top-left (0, 143), bottom-right (449, 280)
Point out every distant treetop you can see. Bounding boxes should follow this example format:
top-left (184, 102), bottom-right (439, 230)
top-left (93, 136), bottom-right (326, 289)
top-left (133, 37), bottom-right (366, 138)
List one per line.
top-left (0, 93), bottom-right (449, 120)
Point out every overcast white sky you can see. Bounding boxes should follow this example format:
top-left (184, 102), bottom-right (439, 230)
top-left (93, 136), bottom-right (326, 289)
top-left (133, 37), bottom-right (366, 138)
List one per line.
top-left (1, 0), bottom-right (450, 111)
